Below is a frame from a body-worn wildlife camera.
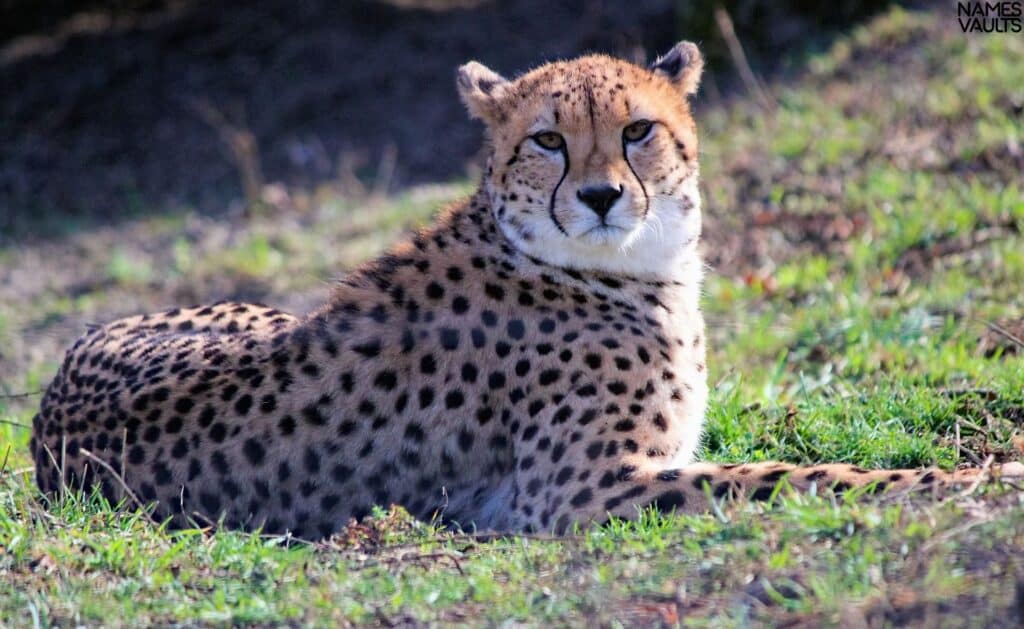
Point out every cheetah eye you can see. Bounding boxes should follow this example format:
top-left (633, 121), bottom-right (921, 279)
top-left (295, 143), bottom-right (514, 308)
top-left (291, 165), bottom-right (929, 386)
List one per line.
top-left (623, 120), bottom-right (654, 143)
top-left (532, 131), bottom-right (565, 151)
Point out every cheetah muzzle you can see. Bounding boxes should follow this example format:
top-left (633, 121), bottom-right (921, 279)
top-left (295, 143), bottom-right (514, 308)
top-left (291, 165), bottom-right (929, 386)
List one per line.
top-left (31, 42), bottom-right (1024, 538)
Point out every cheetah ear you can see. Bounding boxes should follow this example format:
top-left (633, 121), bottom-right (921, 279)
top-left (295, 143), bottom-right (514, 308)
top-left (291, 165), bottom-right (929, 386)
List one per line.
top-left (651, 41), bottom-right (703, 96)
top-left (457, 61), bottom-right (511, 123)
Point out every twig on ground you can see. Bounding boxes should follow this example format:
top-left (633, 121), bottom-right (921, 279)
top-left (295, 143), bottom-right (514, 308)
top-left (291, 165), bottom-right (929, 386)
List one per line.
top-left (917, 514), bottom-right (994, 555)
top-left (981, 319), bottom-right (1024, 350)
top-left (371, 144), bottom-right (398, 199)
top-left (185, 97), bottom-right (264, 206)
top-left (0, 390), bottom-right (43, 400)
top-left (939, 388), bottom-right (997, 400)
top-left (364, 551), bottom-right (466, 576)
top-left (954, 422), bottom-right (985, 466)
top-left (0, 417), bottom-right (29, 428)
top-left (958, 455), bottom-right (995, 499)
top-left (714, 6), bottom-right (775, 111)
top-left (79, 448), bottom-right (147, 513)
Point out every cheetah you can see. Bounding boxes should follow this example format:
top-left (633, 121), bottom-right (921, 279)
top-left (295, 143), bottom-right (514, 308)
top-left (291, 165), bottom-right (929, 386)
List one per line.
top-left (31, 42), bottom-right (1023, 537)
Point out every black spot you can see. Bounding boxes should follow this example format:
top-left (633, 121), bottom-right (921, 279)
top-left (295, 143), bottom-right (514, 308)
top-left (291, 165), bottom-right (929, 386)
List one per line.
top-left (445, 390), bottom-right (465, 409)
top-left (458, 429), bottom-right (475, 452)
top-left (476, 406), bottom-right (494, 424)
top-left (210, 450), bottom-right (229, 474)
top-left (425, 282), bottom-right (445, 299)
top-left (304, 447), bottom-right (321, 474)
top-left (507, 320), bottom-right (526, 340)
top-left (570, 487), bottom-right (593, 507)
top-left (485, 283), bottom-right (505, 301)
top-left (539, 369), bottom-right (561, 386)
top-left (471, 328), bottom-right (486, 348)
top-left (352, 339), bottom-right (382, 358)
top-left (278, 415), bottom-right (297, 435)
top-left (606, 381), bottom-right (628, 395)
top-left (418, 387), bottom-right (435, 409)
top-left (234, 394), bottom-right (253, 415)
top-left (420, 354), bottom-right (437, 375)
top-left (331, 464), bottom-right (353, 483)
top-left (806, 469), bottom-right (829, 482)
top-left (439, 328), bottom-right (460, 350)
top-left (128, 445), bottom-right (146, 465)
top-left (657, 470), bottom-right (680, 482)
top-left (209, 422), bottom-right (227, 442)
top-left (199, 491), bottom-right (221, 515)
top-left (613, 419), bottom-right (636, 432)
top-left (374, 370), bottom-right (398, 391)
top-left (651, 490), bottom-right (686, 512)
top-left (691, 473), bottom-right (713, 490)
top-left (302, 403), bottom-right (328, 426)
top-left (553, 406), bottom-right (572, 424)
top-left (171, 438), bottom-right (189, 458)
top-left (243, 439), bottom-right (266, 465)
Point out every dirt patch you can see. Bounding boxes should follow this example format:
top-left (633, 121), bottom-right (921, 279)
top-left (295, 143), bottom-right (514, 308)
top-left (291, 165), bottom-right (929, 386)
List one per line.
top-left (978, 319), bottom-right (1024, 359)
top-left (895, 219), bottom-right (1021, 279)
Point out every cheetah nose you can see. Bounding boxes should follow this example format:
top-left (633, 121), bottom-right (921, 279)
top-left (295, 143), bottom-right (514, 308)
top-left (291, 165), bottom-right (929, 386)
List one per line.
top-left (576, 184), bottom-right (623, 220)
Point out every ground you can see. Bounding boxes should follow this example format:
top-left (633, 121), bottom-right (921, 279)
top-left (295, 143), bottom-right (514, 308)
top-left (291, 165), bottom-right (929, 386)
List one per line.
top-left (2, 7), bottom-right (1024, 626)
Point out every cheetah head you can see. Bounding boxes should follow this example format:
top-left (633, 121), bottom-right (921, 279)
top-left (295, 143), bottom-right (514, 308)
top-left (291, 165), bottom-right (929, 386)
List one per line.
top-left (458, 42), bottom-right (704, 279)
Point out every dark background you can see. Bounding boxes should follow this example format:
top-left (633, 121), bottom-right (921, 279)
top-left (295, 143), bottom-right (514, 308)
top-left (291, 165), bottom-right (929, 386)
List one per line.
top-left (0, 0), bottom-right (896, 229)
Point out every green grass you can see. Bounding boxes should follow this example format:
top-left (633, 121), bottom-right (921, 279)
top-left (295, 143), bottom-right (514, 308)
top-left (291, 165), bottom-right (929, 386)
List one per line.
top-left (3, 7), bottom-right (1024, 626)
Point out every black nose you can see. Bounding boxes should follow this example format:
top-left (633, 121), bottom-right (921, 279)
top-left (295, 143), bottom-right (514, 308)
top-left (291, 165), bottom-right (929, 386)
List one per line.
top-left (576, 184), bottom-right (623, 219)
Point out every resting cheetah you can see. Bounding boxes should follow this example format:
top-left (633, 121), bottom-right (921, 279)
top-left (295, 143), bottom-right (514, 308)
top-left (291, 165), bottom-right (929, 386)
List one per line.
top-left (31, 42), bottom-right (1023, 537)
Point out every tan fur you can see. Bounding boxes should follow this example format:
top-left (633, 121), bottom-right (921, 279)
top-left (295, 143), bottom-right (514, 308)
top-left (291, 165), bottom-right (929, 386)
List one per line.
top-left (32, 43), bottom-right (1023, 537)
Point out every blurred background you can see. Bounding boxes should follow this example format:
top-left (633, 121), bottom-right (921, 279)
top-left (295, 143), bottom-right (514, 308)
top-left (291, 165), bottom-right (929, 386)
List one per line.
top-left (1, 0), bottom-right (894, 225)
top-left (0, 0), bottom-right (1021, 403)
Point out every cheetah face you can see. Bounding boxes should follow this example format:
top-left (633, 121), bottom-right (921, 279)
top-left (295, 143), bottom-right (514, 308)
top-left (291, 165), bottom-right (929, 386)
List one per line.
top-left (458, 42), bottom-right (704, 278)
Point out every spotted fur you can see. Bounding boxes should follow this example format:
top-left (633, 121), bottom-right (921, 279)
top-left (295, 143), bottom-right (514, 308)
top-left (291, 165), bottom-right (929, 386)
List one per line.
top-left (31, 43), bottom-right (1023, 537)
